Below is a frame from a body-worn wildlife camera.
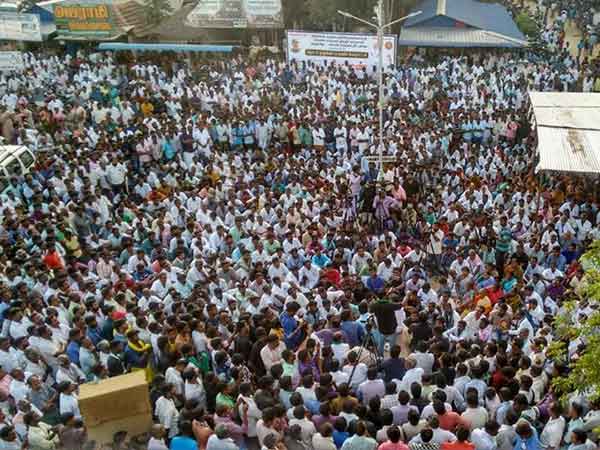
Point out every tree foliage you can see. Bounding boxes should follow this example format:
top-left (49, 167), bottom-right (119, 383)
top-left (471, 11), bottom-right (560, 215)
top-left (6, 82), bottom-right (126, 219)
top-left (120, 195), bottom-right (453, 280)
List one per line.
top-left (549, 240), bottom-right (600, 403)
top-left (515, 12), bottom-right (538, 36)
top-left (304, 0), bottom-right (342, 30)
top-left (282, 0), bottom-right (405, 31)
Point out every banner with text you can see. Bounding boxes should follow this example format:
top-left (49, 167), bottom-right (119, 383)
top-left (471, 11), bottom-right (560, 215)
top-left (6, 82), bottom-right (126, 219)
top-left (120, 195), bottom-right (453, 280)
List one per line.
top-left (286, 31), bottom-right (397, 72)
top-left (0, 52), bottom-right (25, 72)
top-left (0, 13), bottom-right (42, 41)
top-left (185, 0), bottom-right (283, 28)
top-left (53, 3), bottom-right (117, 38)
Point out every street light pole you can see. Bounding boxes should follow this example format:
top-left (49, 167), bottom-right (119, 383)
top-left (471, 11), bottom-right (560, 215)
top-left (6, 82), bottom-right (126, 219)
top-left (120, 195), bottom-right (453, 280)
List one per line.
top-left (377, 0), bottom-right (384, 182)
top-left (338, 5), bottom-right (421, 183)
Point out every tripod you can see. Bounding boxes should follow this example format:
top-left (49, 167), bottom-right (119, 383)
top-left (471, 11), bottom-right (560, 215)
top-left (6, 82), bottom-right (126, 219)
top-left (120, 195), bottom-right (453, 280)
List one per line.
top-left (342, 195), bottom-right (358, 229)
top-left (347, 318), bottom-right (384, 388)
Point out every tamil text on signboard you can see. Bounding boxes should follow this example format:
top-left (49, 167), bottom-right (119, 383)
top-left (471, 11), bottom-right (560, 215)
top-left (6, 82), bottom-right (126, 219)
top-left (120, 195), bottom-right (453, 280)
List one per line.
top-left (0, 52), bottom-right (25, 72)
top-left (185, 0), bottom-right (283, 28)
top-left (53, 3), bottom-right (115, 37)
top-left (286, 31), bottom-right (397, 72)
top-left (0, 13), bottom-right (42, 42)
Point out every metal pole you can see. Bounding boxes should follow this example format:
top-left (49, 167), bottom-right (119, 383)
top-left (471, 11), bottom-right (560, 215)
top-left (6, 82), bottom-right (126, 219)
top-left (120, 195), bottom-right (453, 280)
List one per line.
top-left (336, 8), bottom-right (421, 183)
top-left (377, 0), bottom-right (385, 182)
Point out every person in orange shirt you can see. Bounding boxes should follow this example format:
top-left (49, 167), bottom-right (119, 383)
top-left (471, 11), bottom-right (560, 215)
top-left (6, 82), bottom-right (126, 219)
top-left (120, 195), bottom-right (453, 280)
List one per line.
top-left (434, 400), bottom-right (470, 432)
top-left (441, 426), bottom-right (475, 450)
top-left (42, 241), bottom-right (64, 270)
top-left (140, 98), bottom-right (154, 117)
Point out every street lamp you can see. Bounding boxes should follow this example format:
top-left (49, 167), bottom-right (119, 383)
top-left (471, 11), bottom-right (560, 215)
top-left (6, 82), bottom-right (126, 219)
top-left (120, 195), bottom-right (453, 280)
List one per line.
top-left (338, 2), bottom-right (421, 182)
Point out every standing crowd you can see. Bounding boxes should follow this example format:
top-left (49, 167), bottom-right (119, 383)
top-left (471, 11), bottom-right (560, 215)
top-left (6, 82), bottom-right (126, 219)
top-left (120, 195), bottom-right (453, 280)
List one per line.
top-left (0, 42), bottom-right (599, 450)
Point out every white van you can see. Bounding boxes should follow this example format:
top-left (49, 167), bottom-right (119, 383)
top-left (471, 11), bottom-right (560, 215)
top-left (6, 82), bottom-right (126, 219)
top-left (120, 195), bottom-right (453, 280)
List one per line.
top-left (0, 145), bottom-right (36, 193)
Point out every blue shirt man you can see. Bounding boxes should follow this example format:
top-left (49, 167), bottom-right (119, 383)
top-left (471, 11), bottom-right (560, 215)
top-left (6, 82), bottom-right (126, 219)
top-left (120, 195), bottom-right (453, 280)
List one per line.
top-left (170, 435), bottom-right (198, 450)
top-left (462, 120), bottom-right (474, 142)
top-left (86, 323), bottom-right (103, 347)
top-left (280, 303), bottom-right (304, 350)
top-left (312, 252), bottom-right (331, 269)
top-left (66, 339), bottom-right (81, 366)
top-left (340, 310), bottom-right (365, 347)
top-left (513, 423), bottom-right (543, 450)
top-left (287, 251), bottom-right (305, 270)
top-left (366, 272), bottom-right (385, 294)
top-left (242, 123), bottom-right (255, 145)
top-left (545, 251), bottom-right (567, 272)
top-left (231, 124), bottom-right (243, 147)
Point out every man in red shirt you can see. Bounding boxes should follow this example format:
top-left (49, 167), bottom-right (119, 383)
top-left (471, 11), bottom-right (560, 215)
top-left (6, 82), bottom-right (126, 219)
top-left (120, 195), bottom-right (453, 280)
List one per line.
top-left (434, 400), bottom-right (470, 432)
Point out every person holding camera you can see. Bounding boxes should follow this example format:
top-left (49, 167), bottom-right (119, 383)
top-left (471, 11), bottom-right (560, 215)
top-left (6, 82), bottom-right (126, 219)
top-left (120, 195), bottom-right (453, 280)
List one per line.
top-left (426, 223), bottom-right (444, 275)
top-left (371, 296), bottom-right (403, 355)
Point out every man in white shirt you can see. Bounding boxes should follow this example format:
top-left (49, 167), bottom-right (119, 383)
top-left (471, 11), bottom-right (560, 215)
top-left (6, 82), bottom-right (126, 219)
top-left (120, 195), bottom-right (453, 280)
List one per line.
top-left (342, 352), bottom-right (368, 390)
top-left (356, 125), bottom-right (370, 153)
top-left (471, 421), bottom-right (500, 450)
top-left (105, 158), bottom-right (127, 192)
top-left (410, 417), bottom-right (456, 444)
top-left (298, 260), bottom-right (320, 290)
top-left (155, 386), bottom-right (180, 438)
top-left (58, 382), bottom-right (81, 420)
top-left (357, 367), bottom-right (385, 405)
top-left (398, 357), bottom-right (424, 393)
top-left (334, 125), bottom-right (348, 153)
top-left (289, 406), bottom-right (317, 448)
top-left (540, 403), bottom-right (566, 450)
top-left (410, 341), bottom-right (435, 376)
top-left (259, 334), bottom-right (285, 372)
top-left (147, 425), bottom-right (169, 450)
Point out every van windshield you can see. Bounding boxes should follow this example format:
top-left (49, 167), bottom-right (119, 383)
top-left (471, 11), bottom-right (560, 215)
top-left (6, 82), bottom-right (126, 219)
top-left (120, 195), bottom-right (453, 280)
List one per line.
top-left (5, 158), bottom-right (22, 177)
top-left (20, 151), bottom-right (34, 169)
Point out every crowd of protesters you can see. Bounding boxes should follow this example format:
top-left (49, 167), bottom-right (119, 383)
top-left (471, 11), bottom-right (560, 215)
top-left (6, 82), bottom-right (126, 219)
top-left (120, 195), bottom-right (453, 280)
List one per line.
top-left (0, 39), bottom-right (599, 450)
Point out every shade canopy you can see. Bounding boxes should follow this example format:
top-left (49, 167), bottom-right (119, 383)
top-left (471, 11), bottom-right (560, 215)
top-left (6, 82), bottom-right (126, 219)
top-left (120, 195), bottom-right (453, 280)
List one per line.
top-left (530, 92), bottom-right (600, 175)
top-left (97, 42), bottom-right (236, 52)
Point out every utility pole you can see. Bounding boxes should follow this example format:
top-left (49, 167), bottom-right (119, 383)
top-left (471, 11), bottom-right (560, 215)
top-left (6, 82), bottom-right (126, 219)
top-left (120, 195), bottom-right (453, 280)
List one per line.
top-left (338, 5), bottom-right (421, 181)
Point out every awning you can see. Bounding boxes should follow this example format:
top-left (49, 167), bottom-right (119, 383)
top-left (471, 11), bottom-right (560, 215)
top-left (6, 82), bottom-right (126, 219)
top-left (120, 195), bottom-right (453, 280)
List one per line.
top-left (398, 26), bottom-right (527, 47)
top-left (531, 92), bottom-right (600, 174)
top-left (530, 91), bottom-right (600, 109)
top-left (57, 28), bottom-right (132, 41)
top-left (97, 42), bottom-right (236, 52)
top-left (536, 127), bottom-right (600, 174)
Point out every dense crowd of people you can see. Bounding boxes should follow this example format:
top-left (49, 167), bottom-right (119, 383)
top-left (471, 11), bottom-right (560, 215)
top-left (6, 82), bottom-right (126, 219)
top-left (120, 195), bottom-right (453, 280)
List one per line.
top-left (0, 28), bottom-right (599, 450)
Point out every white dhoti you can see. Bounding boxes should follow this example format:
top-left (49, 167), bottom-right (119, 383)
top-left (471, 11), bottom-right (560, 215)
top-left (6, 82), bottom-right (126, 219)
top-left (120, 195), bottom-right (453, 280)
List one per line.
top-left (183, 151), bottom-right (195, 168)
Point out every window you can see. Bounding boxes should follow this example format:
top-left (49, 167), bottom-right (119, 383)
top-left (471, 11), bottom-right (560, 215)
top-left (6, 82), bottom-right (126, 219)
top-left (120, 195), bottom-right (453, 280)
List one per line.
top-left (19, 151), bottom-right (34, 170)
top-left (4, 158), bottom-right (21, 177)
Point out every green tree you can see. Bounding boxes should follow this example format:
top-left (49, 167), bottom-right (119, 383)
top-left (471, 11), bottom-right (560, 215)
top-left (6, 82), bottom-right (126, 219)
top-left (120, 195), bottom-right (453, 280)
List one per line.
top-left (515, 12), bottom-right (538, 36)
top-left (304, 0), bottom-right (344, 30)
top-left (145, 0), bottom-right (173, 26)
top-left (549, 240), bottom-right (600, 403)
top-left (282, 0), bottom-right (309, 29)
top-left (282, 0), bottom-right (384, 31)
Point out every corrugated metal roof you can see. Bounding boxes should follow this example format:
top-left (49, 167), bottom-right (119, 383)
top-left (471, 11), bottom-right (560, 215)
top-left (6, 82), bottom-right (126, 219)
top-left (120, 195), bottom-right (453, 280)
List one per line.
top-left (530, 92), bottom-right (600, 108)
top-left (404, 0), bottom-right (440, 26)
top-left (535, 108), bottom-right (600, 131)
top-left (532, 93), bottom-right (600, 174)
top-left (536, 128), bottom-right (600, 174)
top-left (404, 0), bottom-right (525, 41)
top-left (398, 27), bottom-right (526, 47)
top-left (98, 42), bottom-right (235, 52)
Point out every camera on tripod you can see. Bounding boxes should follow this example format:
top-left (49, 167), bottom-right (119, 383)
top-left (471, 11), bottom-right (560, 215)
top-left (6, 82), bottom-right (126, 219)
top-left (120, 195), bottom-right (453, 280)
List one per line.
top-left (365, 315), bottom-right (377, 333)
